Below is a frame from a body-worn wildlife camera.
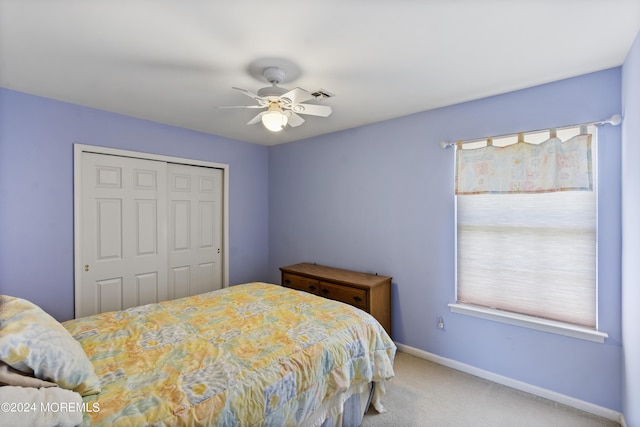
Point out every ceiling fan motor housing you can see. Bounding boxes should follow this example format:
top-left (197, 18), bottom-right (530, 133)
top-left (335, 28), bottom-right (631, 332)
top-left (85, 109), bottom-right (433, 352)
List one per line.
top-left (263, 67), bottom-right (286, 84)
top-left (257, 85), bottom-right (288, 98)
top-left (257, 67), bottom-right (289, 98)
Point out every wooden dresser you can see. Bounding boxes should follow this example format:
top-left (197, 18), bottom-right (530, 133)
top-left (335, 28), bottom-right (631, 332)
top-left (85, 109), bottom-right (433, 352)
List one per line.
top-left (280, 263), bottom-right (392, 338)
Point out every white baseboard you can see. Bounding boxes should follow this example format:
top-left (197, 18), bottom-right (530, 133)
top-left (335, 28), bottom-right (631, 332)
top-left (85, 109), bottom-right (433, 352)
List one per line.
top-left (395, 342), bottom-right (624, 424)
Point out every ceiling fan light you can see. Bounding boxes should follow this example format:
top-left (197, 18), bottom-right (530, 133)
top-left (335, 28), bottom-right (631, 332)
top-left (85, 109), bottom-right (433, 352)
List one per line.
top-left (262, 106), bottom-right (288, 132)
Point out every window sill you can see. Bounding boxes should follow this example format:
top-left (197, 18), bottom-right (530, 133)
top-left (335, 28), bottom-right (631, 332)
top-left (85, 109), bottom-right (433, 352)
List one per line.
top-left (448, 303), bottom-right (608, 343)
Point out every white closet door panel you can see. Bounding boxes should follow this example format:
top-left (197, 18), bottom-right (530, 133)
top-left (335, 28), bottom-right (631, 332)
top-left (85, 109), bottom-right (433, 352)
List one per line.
top-left (136, 200), bottom-right (157, 256)
top-left (134, 169), bottom-right (157, 189)
top-left (171, 266), bottom-right (191, 299)
top-left (199, 202), bottom-right (215, 248)
top-left (171, 201), bottom-right (191, 251)
top-left (80, 153), bottom-right (168, 317)
top-left (96, 199), bottom-right (122, 260)
top-left (136, 272), bottom-right (159, 306)
top-left (198, 262), bottom-right (215, 293)
top-left (171, 173), bottom-right (191, 192)
top-left (199, 175), bottom-right (214, 192)
top-left (97, 278), bottom-right (123, 314)
top-left (168, 163), bottom-right (223, 299)
top-left (96, 165), bottom-right (121, 187)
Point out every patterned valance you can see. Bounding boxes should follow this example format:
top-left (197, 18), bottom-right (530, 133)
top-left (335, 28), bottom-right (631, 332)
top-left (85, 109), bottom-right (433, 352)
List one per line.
top-left (455, 134), bottom-right (593, 195)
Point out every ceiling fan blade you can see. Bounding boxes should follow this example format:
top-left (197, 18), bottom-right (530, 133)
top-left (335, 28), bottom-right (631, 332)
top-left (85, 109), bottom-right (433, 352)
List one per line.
top-left (232, 87), bottom-right (265, 102)
top-left (280, 87), bottom-right (314, 105)
top-left (290, 103), bottom-right (332, 117)
top-left (218, 105), bottom-right (265, 109)
top-left (285, 111), bottom-right (305, 128)
top-left (247, 112), bottom-right (266, 125)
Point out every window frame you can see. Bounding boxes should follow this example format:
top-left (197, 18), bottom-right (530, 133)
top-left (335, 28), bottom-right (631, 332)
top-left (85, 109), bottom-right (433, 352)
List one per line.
top-left (449, 126), bottom-right (608, 343)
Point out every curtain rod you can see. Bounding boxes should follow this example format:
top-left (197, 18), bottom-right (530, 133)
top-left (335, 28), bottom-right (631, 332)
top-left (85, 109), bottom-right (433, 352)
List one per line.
top-left (439, 113), bottom-right (622, 149)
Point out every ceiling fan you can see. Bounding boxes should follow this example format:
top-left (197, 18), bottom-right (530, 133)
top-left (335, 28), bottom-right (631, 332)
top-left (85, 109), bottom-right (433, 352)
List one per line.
top-left (220, 67), bottom-right (332, 132)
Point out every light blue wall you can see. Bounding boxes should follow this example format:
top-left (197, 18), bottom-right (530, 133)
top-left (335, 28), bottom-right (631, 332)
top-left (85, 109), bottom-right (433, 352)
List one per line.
top-left (621, 31), bottom-right (640, 427)
top-left (269, 68), bottom-right (623, 411)
top-left (0, 89), bottom-right (270, 322)
top-left (0, 66), bottom-right (628, 413)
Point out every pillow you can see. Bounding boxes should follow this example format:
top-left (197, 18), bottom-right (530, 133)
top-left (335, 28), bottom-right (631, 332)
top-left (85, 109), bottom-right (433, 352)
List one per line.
top-left (0, 386), bottom-right (84, 427)
top-left (0, 295), bottom-right (101, 395)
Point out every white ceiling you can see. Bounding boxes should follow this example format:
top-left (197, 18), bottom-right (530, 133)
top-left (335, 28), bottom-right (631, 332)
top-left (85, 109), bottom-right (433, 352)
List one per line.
top-left (1, 1), bottom-right (639, 146)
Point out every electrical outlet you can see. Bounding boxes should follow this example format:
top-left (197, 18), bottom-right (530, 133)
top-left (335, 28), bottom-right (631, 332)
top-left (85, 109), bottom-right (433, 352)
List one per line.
top-left (437, 316), bottom-right (445, 330)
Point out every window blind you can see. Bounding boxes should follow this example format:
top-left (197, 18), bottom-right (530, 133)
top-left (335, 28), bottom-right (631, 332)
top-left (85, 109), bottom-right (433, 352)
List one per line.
top-left (456, 130), bottom-right (597, 329)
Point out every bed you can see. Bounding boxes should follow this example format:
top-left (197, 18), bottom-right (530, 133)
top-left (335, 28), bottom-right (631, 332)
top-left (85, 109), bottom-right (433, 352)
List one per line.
top-left (0, 282), bottom-right (396, 426)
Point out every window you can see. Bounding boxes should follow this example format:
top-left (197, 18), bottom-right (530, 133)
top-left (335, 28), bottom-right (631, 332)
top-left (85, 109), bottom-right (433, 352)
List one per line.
top-left (451, 126), bottom-right (607, 342)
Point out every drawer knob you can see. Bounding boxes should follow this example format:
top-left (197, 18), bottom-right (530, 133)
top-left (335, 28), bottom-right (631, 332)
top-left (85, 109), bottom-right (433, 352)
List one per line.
top-left (309, 285), bottom-right (317, 291)
top-left (284, 279), bottom-right (291, 284)
top-left (353, 296), bottom-right (362, 303)
top-left (321, 288), bottom-right (329, 295)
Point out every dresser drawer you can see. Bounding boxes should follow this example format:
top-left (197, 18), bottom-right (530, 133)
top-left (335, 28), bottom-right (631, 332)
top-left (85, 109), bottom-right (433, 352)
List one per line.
top-left (282, 273), bottom-right (320, 294)
top-left (319, 281), bottom-right (368, 311)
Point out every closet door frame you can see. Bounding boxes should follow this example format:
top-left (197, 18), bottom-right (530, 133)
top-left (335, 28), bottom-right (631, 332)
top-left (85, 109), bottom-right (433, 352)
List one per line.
top-left (73, 143), bottom-right (229, 318)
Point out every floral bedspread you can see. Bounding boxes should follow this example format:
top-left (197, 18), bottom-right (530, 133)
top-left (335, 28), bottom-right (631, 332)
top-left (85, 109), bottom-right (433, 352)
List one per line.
top-left (62, 282), bottom-right (396, 426)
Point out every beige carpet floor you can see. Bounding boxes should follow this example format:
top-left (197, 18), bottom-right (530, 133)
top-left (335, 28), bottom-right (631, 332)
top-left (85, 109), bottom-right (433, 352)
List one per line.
top-left (362, 351), bottom-right (619, 427)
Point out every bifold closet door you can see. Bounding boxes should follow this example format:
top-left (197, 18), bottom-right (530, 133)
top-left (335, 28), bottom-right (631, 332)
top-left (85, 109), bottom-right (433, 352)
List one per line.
top-left (167, 163), bottom-right (223, 299)
top-left (79, 153), bottom-right (168, 317)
